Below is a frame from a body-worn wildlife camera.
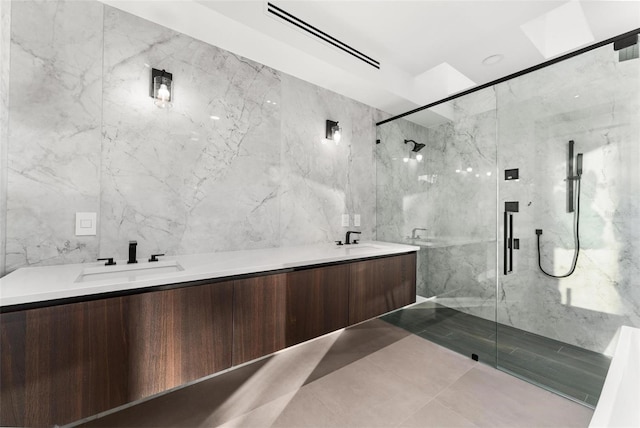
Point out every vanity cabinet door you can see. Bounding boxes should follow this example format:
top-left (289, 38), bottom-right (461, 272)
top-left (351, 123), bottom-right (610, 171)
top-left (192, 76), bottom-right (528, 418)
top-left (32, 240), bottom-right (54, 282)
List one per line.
top-left (127, 280), bottom-right (234, 400)
top-left (348, 253), bottom-right (417, 325)
top-left (0, 280), bottom-right (234, 428)
top-left (232, 273), bottom-right (287, 365)
top-left (285, 264), bottom-right (349, 347)
top-left (0, 297), bottom-right (129, 428)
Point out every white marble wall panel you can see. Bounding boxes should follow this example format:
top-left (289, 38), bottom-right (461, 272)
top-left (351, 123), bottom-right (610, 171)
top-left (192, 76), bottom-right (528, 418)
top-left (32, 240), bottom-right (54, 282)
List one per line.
top-left (376, 88), bottom-right (497, 319)
top-left (5, 0), bottom-right (103, 271)
top-left (279, 75), bottom-right (376, 247)
top-left (497, 44), bottom-right (640, 355)
top-left (376, 118), bottom-right (431, 243)
top-left (2, 0), bottom-right (380, 271)
top-left (0, 0), bottom-right (11, 276)
top-left (100, 7), bottom-right (282, 260)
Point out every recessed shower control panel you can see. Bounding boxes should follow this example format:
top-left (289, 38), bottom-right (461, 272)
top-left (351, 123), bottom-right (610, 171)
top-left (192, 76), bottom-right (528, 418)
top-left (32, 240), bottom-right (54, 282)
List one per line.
top-left (505, 168), bottom-right (519, 180)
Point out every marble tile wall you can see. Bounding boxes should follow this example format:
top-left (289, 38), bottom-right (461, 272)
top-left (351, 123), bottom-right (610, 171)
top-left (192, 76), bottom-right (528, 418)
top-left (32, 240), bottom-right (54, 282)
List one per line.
top-left (279, 75), bottom-right (376, 247)
top-left (99, 7), bottom-right (282, 259)
top-left (376, 88), bottom-right (498, 321)
top-left (5, 0), bottom-right (104, 272)
top-left (0, 0), bottom-right (11, 276)
top-left (2, 0), bottom-right (377, 272)
top-left (497, 43), bottom-right (640, 355)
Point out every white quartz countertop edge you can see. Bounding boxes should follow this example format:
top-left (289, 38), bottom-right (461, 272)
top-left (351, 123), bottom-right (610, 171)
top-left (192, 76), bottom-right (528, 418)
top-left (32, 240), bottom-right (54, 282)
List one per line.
top-left (0, 241), bottom-right (419, 307)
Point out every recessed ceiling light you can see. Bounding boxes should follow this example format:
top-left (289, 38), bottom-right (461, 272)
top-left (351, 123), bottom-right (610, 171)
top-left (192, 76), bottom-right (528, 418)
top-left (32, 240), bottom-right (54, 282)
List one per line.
top-left (210, 115), bottom-right (220, 120)
top-left (482, 54), bottom-right (504, 66)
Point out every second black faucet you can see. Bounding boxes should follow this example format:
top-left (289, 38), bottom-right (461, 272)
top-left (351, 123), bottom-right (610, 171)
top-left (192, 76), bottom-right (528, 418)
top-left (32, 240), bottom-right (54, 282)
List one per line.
top-left (128, 240), bottom-right (137, 264)
top-left (345, 230), bottom-right (361, 245)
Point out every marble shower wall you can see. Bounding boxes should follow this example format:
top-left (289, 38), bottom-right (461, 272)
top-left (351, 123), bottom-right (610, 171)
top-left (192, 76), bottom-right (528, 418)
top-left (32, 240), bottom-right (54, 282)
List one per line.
top-left (376, 88), bottom-right (497, 321)
top-left (2, 0), bottom-right (377, 273)
top-left (377, 41), bottom-right (640, 355)
top-left (497, 43), bottom-right (640, 355)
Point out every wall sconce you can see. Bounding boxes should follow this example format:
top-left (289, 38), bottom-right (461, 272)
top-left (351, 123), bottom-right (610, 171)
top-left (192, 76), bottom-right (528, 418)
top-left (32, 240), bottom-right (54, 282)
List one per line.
top-left (325, 120), bottom-right (341, 144)
top-left (404, 139), bottom-right (425, 162)
top-left (150, 68), bottom-right (173, 109)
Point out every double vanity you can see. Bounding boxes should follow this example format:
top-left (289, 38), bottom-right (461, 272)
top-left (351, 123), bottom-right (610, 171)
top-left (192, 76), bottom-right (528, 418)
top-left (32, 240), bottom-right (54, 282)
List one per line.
top-left (0, 241), bottom-right (418, 427)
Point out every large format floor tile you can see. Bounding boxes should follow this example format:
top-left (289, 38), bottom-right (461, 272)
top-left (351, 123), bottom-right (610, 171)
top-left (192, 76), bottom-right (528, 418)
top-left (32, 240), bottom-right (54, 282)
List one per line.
top-left (398, 400), bottom-right (479, 428)
top-left (435, 364), bottom-right (594, 428)
top-left (80, 314), bottom-right (593, 428)
top-left (216, 388), bottom-right (344, 428)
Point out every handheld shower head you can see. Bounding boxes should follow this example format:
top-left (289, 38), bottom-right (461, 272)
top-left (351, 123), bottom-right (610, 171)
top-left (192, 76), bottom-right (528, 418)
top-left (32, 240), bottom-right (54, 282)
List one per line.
top-left (404, 139), bottom-right (426, 152)
top-left (576, 153), bottom-right (583, 176)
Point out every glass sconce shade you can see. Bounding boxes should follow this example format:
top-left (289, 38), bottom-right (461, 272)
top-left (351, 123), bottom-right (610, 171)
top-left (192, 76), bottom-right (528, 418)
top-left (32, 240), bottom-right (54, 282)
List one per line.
top-left (325, 120), bottom-right (341, 144)
top-left (151, 68), bottom-right (173, 109)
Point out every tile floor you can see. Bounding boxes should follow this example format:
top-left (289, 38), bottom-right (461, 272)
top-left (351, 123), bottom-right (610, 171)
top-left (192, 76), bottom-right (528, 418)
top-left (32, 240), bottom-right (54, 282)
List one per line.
top-left (382, 301), bottom-right (611, 406)
top-left (79, 318), bottom-right (593, 428)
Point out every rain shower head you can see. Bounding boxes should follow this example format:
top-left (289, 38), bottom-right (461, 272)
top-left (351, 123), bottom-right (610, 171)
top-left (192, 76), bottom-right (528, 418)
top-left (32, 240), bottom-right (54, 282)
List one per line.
top-left (404, 139), bottom-right (426, 152)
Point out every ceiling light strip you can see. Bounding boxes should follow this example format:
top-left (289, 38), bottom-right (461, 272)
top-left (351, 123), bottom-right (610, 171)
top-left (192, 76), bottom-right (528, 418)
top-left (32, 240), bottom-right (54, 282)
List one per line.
top-left (267, 2), bottom-right (380, 69)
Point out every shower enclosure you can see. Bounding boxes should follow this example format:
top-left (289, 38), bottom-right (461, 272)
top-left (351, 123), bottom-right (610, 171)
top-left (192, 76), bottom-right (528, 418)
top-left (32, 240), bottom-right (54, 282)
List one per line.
top-left (376, 31), bottom-right (640, 407)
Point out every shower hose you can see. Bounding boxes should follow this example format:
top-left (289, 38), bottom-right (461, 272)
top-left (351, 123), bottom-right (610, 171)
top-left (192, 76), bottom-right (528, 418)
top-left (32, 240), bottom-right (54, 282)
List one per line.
top-left (536, 177), bottom-right (581, 278)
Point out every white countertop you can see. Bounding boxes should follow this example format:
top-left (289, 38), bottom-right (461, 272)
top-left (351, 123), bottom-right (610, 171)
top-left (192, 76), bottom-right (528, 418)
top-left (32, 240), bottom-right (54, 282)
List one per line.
top-left (0, 241), bottom-right (419, 308)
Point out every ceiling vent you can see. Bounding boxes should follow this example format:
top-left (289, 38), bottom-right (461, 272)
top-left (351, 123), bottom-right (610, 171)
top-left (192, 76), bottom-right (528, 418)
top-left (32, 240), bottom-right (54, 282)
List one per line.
top-left (266, 2), bottom-right (380, 70)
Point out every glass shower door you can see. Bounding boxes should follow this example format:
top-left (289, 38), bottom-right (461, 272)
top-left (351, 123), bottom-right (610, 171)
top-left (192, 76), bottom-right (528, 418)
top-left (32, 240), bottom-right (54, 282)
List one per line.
top-left (376, 87), bottom-right (499, 365)
top-left (496, 40), bottom-right (640, 407)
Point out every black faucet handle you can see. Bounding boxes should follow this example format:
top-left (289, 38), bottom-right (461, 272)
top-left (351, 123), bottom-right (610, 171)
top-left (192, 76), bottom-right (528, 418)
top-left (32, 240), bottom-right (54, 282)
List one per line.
top-left (335, 241), bottom-right (343, 246)
top-left (148, 253), bottom-right (165, 262)
top-left (97, 257), bottom-right (116, 266)
top-left (345, 230), bottom-right (362, 245)
top-left (353, 239), bottom-right (359, 244)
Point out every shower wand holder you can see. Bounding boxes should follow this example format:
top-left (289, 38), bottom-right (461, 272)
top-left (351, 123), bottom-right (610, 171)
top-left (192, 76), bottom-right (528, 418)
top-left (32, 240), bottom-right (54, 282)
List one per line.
top-left (536, 229), bottom-right (543, 235)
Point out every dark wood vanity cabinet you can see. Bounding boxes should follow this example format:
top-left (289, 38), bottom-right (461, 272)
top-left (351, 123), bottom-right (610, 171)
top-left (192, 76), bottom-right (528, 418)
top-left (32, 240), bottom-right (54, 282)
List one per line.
top-left (232, 264), bottom-right (351, 364)
top-left (0, 251), bottom-right (416, 427)
top-left (0, 281), bottom-right (233, 428)
top-left (232, 273), bottom-right (288, 365)
top-left (348, 253), bottom-right (417, 324)
top-left (0, 296), bottom-right (130, 428)
top-left (232, 255), bottom-right (415, 364)
top-left (127, 281), bottom-right (233, 397)
top-left (285, 264), bottom-right (350, 347)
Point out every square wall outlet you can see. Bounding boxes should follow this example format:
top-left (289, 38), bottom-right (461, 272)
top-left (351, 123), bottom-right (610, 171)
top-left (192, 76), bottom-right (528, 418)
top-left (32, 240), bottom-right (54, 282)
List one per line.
top-left (75, 212), bottom-right (97, 236)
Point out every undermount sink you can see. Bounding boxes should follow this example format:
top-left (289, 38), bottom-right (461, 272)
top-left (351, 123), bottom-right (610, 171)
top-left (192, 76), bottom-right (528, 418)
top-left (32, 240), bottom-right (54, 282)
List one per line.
top-left (336, 244), bottom-right (380, 251)
top-left (75, 260), bottom-right (184, 283)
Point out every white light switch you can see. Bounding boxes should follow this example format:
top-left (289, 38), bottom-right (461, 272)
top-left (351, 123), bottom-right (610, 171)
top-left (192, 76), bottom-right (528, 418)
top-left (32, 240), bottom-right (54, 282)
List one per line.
top-left (341, 214), bottom-right (350, 227)
top-left (354, 214), bottom-right (361, 227)
top-left (75, 212), bottom-right (97, 236)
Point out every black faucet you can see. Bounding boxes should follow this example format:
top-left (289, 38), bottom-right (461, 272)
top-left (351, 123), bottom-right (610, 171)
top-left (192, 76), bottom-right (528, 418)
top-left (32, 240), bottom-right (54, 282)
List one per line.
top-left (345, 231), bottom-right (361, 245)
top-left (411, 228), bottom-right (428, 239)
top-left (127, 241), bottom-right (137, 264)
